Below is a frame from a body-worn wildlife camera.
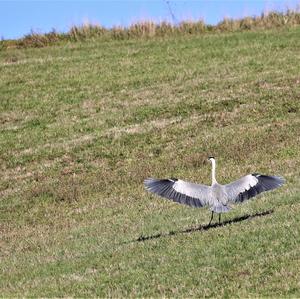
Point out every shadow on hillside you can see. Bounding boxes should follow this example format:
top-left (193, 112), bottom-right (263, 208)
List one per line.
top-left (128, 209), bottom-right (274, 244)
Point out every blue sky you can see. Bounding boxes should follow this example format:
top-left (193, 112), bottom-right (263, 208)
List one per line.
top-left (1, 0), bottom-right (299, 39)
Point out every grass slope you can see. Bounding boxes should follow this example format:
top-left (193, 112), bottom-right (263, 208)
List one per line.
top-left (1, 28), bottom-right (300, 297)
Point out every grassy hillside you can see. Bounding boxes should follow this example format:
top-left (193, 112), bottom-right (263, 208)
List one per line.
top-left (1, 27), bottom-right (300, 297)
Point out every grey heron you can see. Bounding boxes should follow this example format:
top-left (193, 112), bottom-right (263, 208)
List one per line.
top-left (144, 157), bottom-right (285, 225)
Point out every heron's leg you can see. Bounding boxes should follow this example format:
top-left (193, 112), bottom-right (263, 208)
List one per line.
top-left (208, 211), bottom-right (214, 226)
top-left (219, 213), bottom-right (221, 224)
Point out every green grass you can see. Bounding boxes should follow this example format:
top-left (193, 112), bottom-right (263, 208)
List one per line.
top-left (1, 27), bottom-right (300, 297)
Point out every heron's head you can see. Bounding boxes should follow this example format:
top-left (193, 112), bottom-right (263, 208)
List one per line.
top-left (208, 156), bottom-right (215, 163)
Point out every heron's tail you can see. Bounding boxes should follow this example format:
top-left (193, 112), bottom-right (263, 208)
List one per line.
top-left (211, 204), bottom-right (231, 213)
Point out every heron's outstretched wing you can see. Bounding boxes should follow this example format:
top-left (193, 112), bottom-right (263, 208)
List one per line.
top-left (144, 178), bottom-right (211, 208)
top-left (225, 173), bottom-right (285, 203)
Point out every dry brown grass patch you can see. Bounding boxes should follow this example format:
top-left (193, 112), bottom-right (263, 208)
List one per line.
top-left (1, 10), bottom-right (300, 49)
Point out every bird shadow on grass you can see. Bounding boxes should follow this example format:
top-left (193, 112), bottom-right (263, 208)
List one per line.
top-left (127, 209), bottom-right (274, 244)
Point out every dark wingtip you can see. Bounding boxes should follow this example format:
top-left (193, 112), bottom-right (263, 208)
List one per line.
top-left (274, 176), bottom-right (286, 186)
top-left (144, 178), bottom-right (156, 187)
top-left (252, 173), bottom-right (286, 186)
top-left (144, 178), bottom-right (177, 190)
top-left (208, 156), bottom-right (215, 159)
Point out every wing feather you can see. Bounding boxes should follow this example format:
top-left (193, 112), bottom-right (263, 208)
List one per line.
top-left (144, 178), bottom-right (211, 208)
top-left (225, 173), bottom-right (285, 203)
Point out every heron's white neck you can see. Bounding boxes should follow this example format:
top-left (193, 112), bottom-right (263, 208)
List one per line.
top-left (211, 159), bottom-right (217, 185)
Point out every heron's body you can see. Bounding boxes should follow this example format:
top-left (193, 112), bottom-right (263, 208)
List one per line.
top-left (210, 183), bottom-right (230, 212)
top-left (144, 157), bottom-right (285, 224)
